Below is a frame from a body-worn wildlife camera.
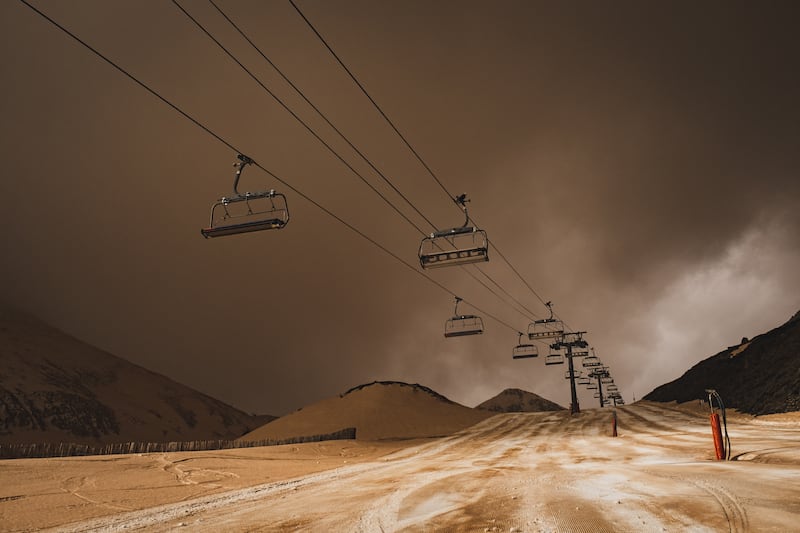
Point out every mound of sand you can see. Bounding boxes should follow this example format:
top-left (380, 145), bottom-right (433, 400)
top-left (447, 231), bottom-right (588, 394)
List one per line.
top-left (241, 381), bottom-right (493, 441)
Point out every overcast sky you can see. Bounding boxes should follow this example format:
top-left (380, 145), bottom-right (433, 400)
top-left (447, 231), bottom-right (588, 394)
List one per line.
top-left (2, 0), bottom-right (798, 415)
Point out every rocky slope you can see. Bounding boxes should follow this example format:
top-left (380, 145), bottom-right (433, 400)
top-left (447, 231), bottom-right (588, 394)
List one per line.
top-left (0, 306), bottom-right (270, 444)
top-left (476, 388), bottom-right (564, 413)
top-left (644, 310), bottom-right (800, 415)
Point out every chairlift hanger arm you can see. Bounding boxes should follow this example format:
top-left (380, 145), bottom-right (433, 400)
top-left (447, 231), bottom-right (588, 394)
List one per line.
top-left (232, 153), bottom-right (255, 196)
top-left (455, 193), bottom-right (471, 228)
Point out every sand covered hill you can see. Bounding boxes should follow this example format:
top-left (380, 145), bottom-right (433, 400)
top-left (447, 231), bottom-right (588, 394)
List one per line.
top-left (645, 310), bottom-right (800, 415)
top-left (0, 306), bottom-right (268, 445)
top-left (241, 381), bottom-right (494, 442)
top-left (476, 388), bottom-right (564, 413)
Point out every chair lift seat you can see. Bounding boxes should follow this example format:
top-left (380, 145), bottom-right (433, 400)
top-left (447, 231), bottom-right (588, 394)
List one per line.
top-left (512, 342), bottom-right (538, 358)
top-left (201, 217), bottom-right (287, 238)
top-left (545, 354), bottom-right (564, 365)
top-left (444, 314), bottom-right (484, 337)
top-left (420, 245), bottom-right (489, 269)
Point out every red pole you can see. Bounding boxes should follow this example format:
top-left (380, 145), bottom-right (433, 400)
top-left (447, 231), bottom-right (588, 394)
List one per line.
top-left (710, 412), bottom-right (725, 460)
top-left (611, 411), bottom-right (618, 437)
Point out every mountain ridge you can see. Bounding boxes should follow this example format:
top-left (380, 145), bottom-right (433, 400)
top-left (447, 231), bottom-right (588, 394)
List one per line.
top-left (644, 310), bottom-right (800, 415)
top-left (476, 388), bottom-right (565, 412)
top-left (0, 305), bottom-right (270, 444)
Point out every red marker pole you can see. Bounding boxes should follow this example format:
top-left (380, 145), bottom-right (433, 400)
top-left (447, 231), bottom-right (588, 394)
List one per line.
top-left (710, 412), bottom-right (725, 460)
top-left (611, 410), bottom-right (618, 437)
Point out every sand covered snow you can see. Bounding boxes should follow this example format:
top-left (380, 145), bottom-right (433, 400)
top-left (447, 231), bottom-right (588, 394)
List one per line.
top-left (2, 401), bottom-right (799, 531)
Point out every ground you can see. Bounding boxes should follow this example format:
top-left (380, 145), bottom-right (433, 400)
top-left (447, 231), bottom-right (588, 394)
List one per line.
top-left (1, 401), bottom-right (799, 532)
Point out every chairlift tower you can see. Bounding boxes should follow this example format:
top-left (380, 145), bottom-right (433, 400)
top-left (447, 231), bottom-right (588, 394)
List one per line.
top-left (588, 366), bottom-right (611, 408)
top-left (552, 330), bottom-right (588, 415)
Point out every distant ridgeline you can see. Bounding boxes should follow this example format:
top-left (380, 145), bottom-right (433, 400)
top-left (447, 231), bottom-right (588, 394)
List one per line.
top-left (477, 388), bottom-right (565, 413)
top-left (341, 381), bottom-right (456, 404)
top-left (0, 306), bottom-right (271, 445)
top-left (644, 310), bottom-right (800, 415)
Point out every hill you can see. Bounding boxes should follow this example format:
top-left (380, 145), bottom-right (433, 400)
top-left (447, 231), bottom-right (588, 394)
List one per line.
top-left (644, 310), bottom-right (800, 415)
top-left (241, 381), bottom-right (494, 442)
top-left (476, 388), bottom-right (565, 412)
top-left (0, 306), bottom-right (269, 444)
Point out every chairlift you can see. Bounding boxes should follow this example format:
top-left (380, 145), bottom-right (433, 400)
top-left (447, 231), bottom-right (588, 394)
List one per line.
top-left (544, 344), bottom-right (564, 366)
top-left (571, 350), bottom-right (589, 358)
top-left (201, 155), bottom-right (289, 238)
top-left (528, 302), bottom-right (565, 340)
top-left (419, 194), bottom-right (488, 269)
top-left (582, 348), bottom-right (601, 367)
top-left (444, 297), bottom-right (484, 337)
top-left (512, 332), bottom-right (539, 359)
top-left (545, 353), bottom-right (564, 365)
top-left (601, 377), bottom-right (613, 384)
top-left (578, 376), bottom-right (591, 386)
top-left (587, 382), bottom-right (598, 390)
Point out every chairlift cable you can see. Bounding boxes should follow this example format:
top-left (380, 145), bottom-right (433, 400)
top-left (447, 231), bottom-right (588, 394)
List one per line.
top-left (287, 0), bottom-right (455, 208)
top-left (17, 0), bottom-right (520, 335)
top-left (289, 0), bottom-right (560, 322)
top-left (473, 264), bottom-right (539, 319)
top-left (171, 0), bottom-right (431, 238)
top-left (15, 0), bottom-right (241, 166)
top-left (193, 0), bottom-right (535, 326)
top-left (207, 0), bottom-right (440, 233)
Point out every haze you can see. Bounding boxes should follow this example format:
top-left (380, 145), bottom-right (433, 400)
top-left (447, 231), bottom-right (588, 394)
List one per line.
top-left (1, 0), bottom-right (798, 415)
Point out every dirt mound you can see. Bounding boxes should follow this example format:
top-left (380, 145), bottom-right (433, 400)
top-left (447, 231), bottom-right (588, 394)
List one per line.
top-left (644, 310), bottom-right (800, 415)
top-left (476, 388), bottom-right (564, 412)
top-left (241, 381), bottom-right (493, 441)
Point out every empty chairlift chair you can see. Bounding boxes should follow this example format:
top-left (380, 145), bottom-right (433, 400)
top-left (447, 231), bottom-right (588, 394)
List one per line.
top-left (512, 332), bottom-right (539, 359)
top-left (528, 302), bottom-right (565, 341)
top-left (545, 344), bottom-right (564, 365)
top-left (582, 348), bottom-right (602, 368)
top-left (201, 154), bottom-right (289, 238)
top-left (444, 297), bottom-right (484, 338)
top-left (419, 194), bottom-right (489, 269)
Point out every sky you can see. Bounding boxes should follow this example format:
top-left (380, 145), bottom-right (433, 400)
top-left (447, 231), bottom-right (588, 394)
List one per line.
top-left (1, 0), bottom-right (798, 416)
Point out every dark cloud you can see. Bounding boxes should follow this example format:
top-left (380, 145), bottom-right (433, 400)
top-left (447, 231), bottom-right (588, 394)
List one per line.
top-left (1, 0), bottom-right (798, 414)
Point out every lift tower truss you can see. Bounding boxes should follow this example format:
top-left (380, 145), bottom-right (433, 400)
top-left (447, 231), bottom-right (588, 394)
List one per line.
top-left (552, 331), bottom-right (588, 415)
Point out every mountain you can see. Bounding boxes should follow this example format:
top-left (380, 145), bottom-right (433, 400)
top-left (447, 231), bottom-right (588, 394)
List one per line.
top-left (0, 306), bottom-right (269, 445)
top-left (476, 388), bottom-right (565, 413)
top-left (644, 310), bottom-right (800, 415)
top-left (241, 381), bottom-right (494, 442)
